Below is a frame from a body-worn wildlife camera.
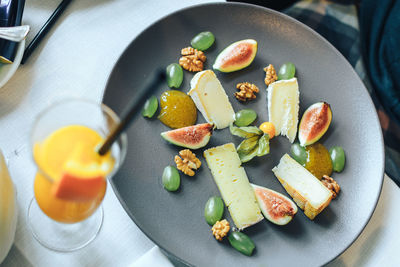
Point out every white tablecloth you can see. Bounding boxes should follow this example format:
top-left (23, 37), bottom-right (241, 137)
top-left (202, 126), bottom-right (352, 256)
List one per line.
top-left (0, 0), bottom-right (399, 266)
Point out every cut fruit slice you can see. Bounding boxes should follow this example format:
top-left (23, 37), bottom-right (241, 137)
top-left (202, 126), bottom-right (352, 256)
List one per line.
top-left (272, 154), bottom-right (333, 220)
top-left (188, 70), bottom-right (235, 129)
top-left (251, 184), bottom-right (297, 225)
top-left (51, 143), bottom-right (110, 202)
top-left (52, 172), bottom-right (106, 202)
top-left (267, 78), bottom-right (299, 143)
top-left (213, 39), bottom-right (257, 72)
top-left (161, 123), bottom-right (213, 149)
top-left (298, 102), bottom-right (332, 146)
top-left (204, 143), bottom-right (263, 230)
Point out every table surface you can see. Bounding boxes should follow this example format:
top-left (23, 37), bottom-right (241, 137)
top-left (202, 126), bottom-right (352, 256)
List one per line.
top-left (0, 0), bottom-right (399, 266)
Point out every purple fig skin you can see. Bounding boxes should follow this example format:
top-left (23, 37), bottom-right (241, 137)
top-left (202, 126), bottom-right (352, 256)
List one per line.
top-left (213, 39), bottom-right (257, 73)
top-left (298, 102), bottom-right (332, 147)
top-left (251, 184), bottom-right (297, 225)
top-left (161, 123), bottom-right (213, 149)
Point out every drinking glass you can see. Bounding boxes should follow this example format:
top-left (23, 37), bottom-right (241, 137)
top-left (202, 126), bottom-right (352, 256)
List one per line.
top-left (28, 99), bottom-right (127, 252)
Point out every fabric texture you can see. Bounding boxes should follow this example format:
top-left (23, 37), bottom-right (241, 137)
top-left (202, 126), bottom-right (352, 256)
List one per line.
top-left (360, 0), bottom-right (400, 125)
top-left (358, 0), bottom-right (400, 184)
top-left (283, 0), bottom-right (400, 186)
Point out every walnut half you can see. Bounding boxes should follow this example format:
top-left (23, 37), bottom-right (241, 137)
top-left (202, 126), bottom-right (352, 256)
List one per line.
top-left (212, 219), bottom-right (230, 241)
top-left (321, 175), bottom-right (340, 199)
top-left (174, 149), bottom-right (201, 176)
top-left (264, 64), bottom-right (278, 85)
top-left (235, 82), bottom-right (259, 102)
top-left (179, 47), bottom-right (206, 72)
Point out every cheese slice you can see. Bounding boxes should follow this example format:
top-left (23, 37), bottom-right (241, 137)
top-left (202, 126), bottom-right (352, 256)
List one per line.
top-left (267, 78), bottom-right (299, 142)
top-left (272, 154), bottom-right (333, 220)
top-left (204, 143), bottom-right (263, 229)
top-left (188, 70), bottom-right (235, 129)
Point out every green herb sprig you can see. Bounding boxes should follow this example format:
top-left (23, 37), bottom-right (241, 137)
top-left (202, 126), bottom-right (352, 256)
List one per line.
top-left (229, 124), bottom-right (270, 162)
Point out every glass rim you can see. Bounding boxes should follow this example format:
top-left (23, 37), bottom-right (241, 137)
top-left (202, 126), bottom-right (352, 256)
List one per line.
top-left (31, 98), bottom-right (128, 182)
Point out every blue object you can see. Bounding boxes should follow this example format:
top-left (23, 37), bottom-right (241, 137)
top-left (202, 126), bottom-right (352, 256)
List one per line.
top-left (0, 0), bottom-right (25, 63)
top-left (284, 0), bottom-right (400, 185)
top-left (359, 0), bottom-right (400, 125)
top-left (238, 0), bottom-right (400, 185)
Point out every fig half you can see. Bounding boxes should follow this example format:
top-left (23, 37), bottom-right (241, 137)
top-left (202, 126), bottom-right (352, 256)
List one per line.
top-left (298, 102), bottom-right (332, 147)
top-left (213, 39), bottom-right (257, 73)
top-left (161, 123), bottom-right (213, 149)
top-left (251, 183), bottom-right (297, 225)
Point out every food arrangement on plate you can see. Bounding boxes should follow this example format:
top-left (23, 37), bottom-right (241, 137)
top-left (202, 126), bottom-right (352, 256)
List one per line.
top-left (141, 31), bottom-right (346, 256)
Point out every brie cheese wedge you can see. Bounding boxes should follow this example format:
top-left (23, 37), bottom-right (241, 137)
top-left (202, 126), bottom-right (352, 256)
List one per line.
top-left (272, 154), bottom-right (333, 220)
top-left (188, 70), bottom-right (235, 129)
top-left (267, 78), bottom-right (299, 142)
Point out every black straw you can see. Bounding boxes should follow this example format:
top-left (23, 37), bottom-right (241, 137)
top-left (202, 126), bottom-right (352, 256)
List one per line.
top-left (98, 70), bottom-right (165, 155)
top-left (21, 0), bottom-right (73, 64)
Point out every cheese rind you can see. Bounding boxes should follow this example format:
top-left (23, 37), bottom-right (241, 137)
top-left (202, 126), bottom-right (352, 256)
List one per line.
top-left (272, 154), bottom-right (333, 220)
top-left (188, 70), bottom-right (235, 129)
top-left (204, 143), bottom-right (263, 229)
top-left (267, 78), bottom-right (299, 143)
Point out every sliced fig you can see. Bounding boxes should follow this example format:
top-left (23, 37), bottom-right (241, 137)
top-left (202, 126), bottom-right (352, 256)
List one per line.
top-left (213, 39), bottom-right (257, 73)
top-left (298, 102), bottom-right (332, 147)
top-left (161, 123), bottom-right (213, 149)
top-left (251, 183), bottom-right (297, 225)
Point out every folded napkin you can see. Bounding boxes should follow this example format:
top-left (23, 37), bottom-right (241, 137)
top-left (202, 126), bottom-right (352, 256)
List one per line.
top-left (130, 246), bottom-right (173, 267)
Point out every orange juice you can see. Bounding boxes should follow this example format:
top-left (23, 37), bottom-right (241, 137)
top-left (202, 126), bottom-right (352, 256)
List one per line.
top-left (33, 125), bottom-right (114, 223)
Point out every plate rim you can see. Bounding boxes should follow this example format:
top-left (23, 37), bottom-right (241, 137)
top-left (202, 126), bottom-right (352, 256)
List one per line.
top-left (0, 39), bottom-right (25, 89)
top-left (103, 2), bottom-right (385, 266)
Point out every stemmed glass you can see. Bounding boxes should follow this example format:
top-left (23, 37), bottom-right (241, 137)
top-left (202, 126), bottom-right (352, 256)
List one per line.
top-left (28, 99), bottom-right (127, 252)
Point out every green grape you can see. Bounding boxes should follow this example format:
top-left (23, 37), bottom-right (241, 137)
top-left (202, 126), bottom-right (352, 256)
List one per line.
top-left (228, 231), bottom-right (255, 256)
top-left (191, 31), bottom-right (215, 51)
top-left (234, 109), bottom-right (257, 127)
top-left (204, 196), bottom-right (224, 225)
top-left (142, 96), bottom-right (158, 118)
top-left (329, 146), bottom-right (346, 172)
top-left (290, 143), bottom-right (307, 165)
top-left (166, 63), bottom-right (183, 88)
top-left (278, 62), bottom-right (296, 80)
top-left (162, 166), bottom-right (180, 191)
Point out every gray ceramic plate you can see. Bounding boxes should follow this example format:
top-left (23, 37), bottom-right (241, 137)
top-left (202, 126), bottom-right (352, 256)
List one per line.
top-left (103, 3), bottom-right (384, 266)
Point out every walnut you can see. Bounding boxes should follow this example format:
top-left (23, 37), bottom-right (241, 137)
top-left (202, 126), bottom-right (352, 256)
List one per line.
top-left (321, 175), bottom-right (340, 199)
top-left (263, 64), bottom-right (278, 85)
top-left (235, 82), bottom-right (259, 101)
top-left (212, 219), bottom-right (230, 241)
top-left (179, 47), bottom-right (206, 72)
top-left (174, 149), bottom-right (201, 176)
top-left (181, 47), bottom-right (206, 61)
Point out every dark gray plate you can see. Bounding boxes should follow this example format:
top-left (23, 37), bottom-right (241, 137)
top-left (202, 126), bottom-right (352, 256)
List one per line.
top-left (103, 3), bottom-right (384, 266)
